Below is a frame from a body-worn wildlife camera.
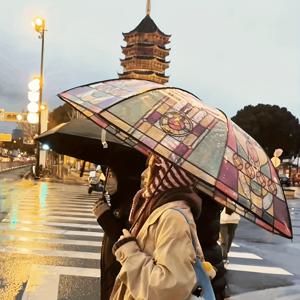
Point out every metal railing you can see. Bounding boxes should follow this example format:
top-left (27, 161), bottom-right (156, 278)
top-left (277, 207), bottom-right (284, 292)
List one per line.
top-left (0, 161), bottom-right (34, 173)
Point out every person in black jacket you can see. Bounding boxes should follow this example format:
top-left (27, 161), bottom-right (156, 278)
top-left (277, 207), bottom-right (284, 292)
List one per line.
top-left (92, 149), bottom-right (146, 300)
top-left (196, 191), bottom-right (227, 300)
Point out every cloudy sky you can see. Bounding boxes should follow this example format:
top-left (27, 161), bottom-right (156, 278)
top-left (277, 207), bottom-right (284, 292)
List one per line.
top-left (0, 0), bottom-right (299, 133)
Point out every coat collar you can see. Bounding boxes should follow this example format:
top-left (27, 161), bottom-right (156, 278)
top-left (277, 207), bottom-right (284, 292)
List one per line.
top-left (136, 200), bottom-right (191, 240)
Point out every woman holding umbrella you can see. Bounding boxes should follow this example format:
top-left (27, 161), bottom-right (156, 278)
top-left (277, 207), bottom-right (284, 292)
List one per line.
top-left (93, 149), bottom-right (146, 300)
top-left (109, 154), bottom-right (216, 300)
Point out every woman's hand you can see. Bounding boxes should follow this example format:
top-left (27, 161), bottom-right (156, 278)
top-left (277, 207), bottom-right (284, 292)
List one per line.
top-left (112, 229), bottom-right (139, 261)
top-left (118, 229), bottom-right (132, 241)
top-left (92, 198), bottom-right (110, 219)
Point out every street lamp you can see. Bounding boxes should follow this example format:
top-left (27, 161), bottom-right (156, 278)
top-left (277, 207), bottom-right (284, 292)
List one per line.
top-left (31, 16), bottom-right (46, 178)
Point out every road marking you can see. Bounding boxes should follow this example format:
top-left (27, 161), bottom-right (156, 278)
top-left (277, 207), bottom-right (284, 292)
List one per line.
top-left (217, 241), bottom-right (240, 248)
top-left (0, 235), bottom-right (101, 247)
top-left (291, 227), bottom-right (300, 235)
top-left (32, 221), bottom-right (100, 229)
top-left (0, 246), bottom-right (100, 259)
top-left (13, 203), bottom-right (93, 209)
top-left (47, 211), bottom-right (94, 216)
top-left (0, 224), bottom-right (103, 236)
top-left (4, 214), bottom-right (96, 221)
top-left (2, 219), bottom-right (99, 228)
top-left (22, 264), bottom-right (100, 300)
top-left (42, 216), bottom-right (96, 221)
top-left (20, 200), bottom-right (95, 205)
top-left (226, 263), bottom-right (293, 275)
top-left (228, 251), bottom-right (263, 260)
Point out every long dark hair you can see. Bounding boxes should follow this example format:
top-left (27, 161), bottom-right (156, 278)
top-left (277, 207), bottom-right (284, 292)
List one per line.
top-left (105, 149), bottom-right (146, 217)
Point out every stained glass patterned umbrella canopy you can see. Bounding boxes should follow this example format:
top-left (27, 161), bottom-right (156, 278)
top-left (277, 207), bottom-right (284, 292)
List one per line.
top-left (59, 79), bottom-right (293, 239)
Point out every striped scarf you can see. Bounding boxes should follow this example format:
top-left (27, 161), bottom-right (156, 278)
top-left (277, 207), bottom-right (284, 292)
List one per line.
top-left (129, 155), bottom-right (195, 236)
top-left (143, 155), bottom-right (194, 198)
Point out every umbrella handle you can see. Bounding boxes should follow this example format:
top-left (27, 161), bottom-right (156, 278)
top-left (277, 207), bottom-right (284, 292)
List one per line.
top-left (101, 129), bottom-right (108, 149)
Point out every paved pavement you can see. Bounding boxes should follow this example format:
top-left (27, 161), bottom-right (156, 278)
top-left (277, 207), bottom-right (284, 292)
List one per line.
top-left (0, 179), bottom-right (102, 300)
top-left (230, 283), bottom-right (300, 300)
top-left (227, 186), bottom-right (300, 299)
top-left (1, 169), bottom-right (300, 299)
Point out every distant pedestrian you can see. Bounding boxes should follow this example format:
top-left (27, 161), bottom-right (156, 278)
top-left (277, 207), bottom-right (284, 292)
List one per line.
top-left (219, 207), bottom-right (240, 264)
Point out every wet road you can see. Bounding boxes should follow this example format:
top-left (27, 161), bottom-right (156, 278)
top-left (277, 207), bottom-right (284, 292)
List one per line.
top-left (0, 170), bottom-right (101, 300)
top-left (1, 169), bottom-right (300, 299)
top-left (226, 188), bottom-right (300, 299)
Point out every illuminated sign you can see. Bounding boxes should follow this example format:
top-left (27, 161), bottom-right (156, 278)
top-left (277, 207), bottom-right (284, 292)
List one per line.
top-left (0, 133), bottom-right (12, 142)
top-left (0, 111), bottom-right (27, 122)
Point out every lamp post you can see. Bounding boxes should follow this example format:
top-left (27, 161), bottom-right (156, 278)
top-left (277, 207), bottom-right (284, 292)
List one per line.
top-left (32, 17), bottom-right (46, 178)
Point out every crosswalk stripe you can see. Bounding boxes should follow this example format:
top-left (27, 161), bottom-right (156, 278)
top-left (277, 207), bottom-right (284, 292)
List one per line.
top-left (291, 227), bottom-right (300, 235)
top-left (0, 224), bottom-right (103, 237)
top-left (44, 211), bottom-right (94, 216)
top-left (22, 265), bottom-right (100, 300)
top-left (20, 200), bottom-right (95, 205)
top-left (3, 215), bottom-right (97, 222)
top-left (2, 220), bottom-right (100, 229)
top-left (5, 212), bottom-right (95, 219)
top-left (226, 263), bottom-right (293, 275)
top-left (15, 204), bottom-right (93, 209)
top-left (46, 216), bottom-right (96, 222)
top-left (0, 246), bottom-right (100, 259)
top-left (228, 251), bottom-right (263, 260)
top-left (0, 235), bottom-right (101, 247)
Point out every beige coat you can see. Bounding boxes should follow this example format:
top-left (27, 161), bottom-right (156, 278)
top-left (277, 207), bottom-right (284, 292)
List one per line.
top-left (110, 200), bottom-right (204, 300)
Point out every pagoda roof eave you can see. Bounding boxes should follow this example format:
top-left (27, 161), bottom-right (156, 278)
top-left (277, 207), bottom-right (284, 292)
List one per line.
top-left (119, 70), bottom-right (169, 79)
top-left (120, 56), bottom-right (170, 63)
top-left (122, 31), bottom-right (171, 38)
top-left (121, 44), bottom-right (171, 51)
top-left (122, 15), bottom-right (171, 38)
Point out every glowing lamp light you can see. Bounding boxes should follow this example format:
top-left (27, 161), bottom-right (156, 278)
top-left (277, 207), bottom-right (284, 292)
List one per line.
top-left (27, 102), bottom-right (39, 113)
top-left (27, 112), bottom-right (39, 124)
top-left (28, 91), bottom-right (39, 102)
top-left (16, 114), bottom-right (23, 121)
top-left (28, 78), bottom-right (41, 92)
top-left (32, 17), bottom-right (45, 33)
top-left (42, 144), bottom-right (50, 151)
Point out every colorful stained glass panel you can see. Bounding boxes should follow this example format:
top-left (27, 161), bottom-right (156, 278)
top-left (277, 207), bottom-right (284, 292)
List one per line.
top-left (59, 79), bottom-right (292, 238)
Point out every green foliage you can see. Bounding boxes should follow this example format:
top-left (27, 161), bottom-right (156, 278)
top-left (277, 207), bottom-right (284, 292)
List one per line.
top-left (232, 104), bottom-right (300, 157)
top-left (48, 103), bottom-right (73, 129)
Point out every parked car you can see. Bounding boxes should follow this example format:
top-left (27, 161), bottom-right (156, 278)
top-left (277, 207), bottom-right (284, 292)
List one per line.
top-left (279, 175), bottom-right (291, 187)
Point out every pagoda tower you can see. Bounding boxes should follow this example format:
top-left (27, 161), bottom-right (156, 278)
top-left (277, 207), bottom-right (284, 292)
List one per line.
top-left (118, 0), bottom-right (171, 84)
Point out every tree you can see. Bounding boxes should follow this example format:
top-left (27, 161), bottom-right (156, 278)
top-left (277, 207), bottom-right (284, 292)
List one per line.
top-left (48, 103), bottom-right (83, 129)
top-left (17, 122), bottom-right (38, 140)
top-left (15, 122), bottom-right (37, 154)
top-left (232, 104), bottom-right (300, 157)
